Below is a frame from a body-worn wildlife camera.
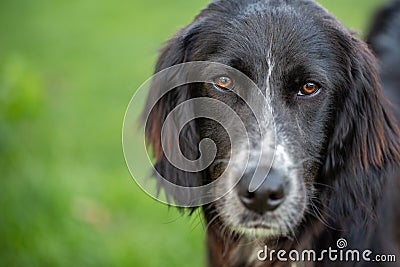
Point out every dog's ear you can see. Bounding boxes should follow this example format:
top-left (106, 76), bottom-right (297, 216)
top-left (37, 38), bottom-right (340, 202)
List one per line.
top-left (143, 24), bottom-right (207, 207)
top-left (322, 36), bottom-right (400, 224)
top-left (320, 36), bottom-right (400, 239)
top-left (324, 38), bottom-right (399, 174)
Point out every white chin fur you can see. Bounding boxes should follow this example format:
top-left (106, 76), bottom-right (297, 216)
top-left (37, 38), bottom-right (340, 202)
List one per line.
top-left (231, 225), bottom-right (289, 239)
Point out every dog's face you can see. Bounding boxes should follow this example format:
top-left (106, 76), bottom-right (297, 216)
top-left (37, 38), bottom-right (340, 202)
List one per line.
top-left (145, 0), bottom-right (390, 241)
top-left (191, 1), bottom-right (346, 238)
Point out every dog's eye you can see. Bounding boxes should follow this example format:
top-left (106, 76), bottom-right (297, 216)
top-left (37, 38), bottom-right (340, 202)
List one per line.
top-left (298, 82), bottom-right (320, 96)
top-left (213, 76), bottom-right (234, 91)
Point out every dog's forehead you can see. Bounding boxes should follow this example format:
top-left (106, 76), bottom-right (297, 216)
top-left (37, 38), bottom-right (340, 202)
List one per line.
top-left (203, 8), bottom-right (327, 69)
top-left (206, 1), bottom-right (329, 55)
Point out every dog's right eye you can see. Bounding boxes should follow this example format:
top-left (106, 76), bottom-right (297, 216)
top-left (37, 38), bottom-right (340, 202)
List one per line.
top-left (213, 76), bottom-right (234, 91)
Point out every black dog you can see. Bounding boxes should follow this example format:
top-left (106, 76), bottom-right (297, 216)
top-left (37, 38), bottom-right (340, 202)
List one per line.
top-left (144, 0), bottom-right (400, 266)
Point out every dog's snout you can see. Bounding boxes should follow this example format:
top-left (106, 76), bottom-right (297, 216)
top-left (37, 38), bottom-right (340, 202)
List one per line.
top-left (237, 168), bottom-right (287, 214)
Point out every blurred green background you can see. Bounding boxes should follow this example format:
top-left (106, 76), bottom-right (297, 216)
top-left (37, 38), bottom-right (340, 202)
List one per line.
top-left (0, 0), bottom-right (383, 266)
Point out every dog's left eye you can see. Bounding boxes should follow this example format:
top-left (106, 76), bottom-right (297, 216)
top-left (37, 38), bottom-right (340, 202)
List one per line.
top-left (213, 76), bottom-right (234, 91)
top-left (298, 82), bottom-right (321, 96)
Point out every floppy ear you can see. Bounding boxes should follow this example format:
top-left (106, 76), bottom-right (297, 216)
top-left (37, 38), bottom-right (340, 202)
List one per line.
top-left (324, 39), bottom-right (399, 175)
top-left (322, 37), bottom-right (400, 226)
top-left (143, 25), bottom-right (207, 207)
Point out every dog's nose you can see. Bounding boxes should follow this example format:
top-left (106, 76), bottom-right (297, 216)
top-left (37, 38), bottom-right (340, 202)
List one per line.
top-left (237, 168), bottom-right (286, 214)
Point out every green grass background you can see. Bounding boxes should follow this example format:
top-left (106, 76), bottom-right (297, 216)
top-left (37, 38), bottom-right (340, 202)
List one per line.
top-left (0, 0), bottom-right (383, 266)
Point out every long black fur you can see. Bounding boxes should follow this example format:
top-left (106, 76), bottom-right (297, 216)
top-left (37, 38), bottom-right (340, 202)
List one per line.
top-left (143, 0), bottom-right (400, 266)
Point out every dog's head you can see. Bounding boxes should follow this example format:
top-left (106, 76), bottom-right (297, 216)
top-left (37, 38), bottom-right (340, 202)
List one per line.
top-left (144, 0), bottom-right (400, 240)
